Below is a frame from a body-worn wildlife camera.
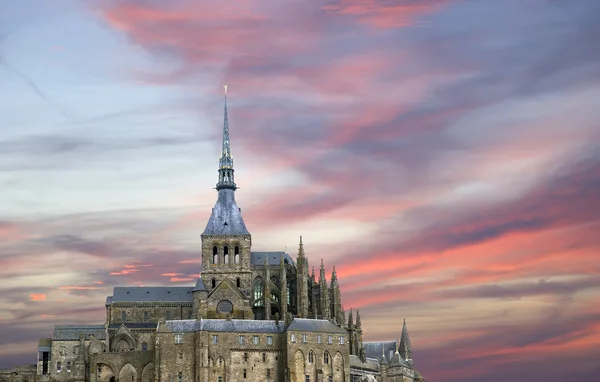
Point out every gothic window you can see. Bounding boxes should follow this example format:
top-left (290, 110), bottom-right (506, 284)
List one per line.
top-left (308, 351), bottom-right (314, 364)
top-left (142, 342), bottom-right (148, 351)
top-left (236, 277), bottom-right (241, 288)
top-left (253, 277), bottom-right (264, 307)
top-left (223, 245), bottom-right (229, 264)
top-left (166, 311), bottom-right (171, 320)
top-left (121, 311), bottom-right (127, 322)
top-left (213, 246), bottom-right (218, 264)
top-left (143, 311), bottom-right (149, 322)
top-left (234, 246), bottom-right (240, 264)
top-left (212, 278), bottom-right (216, 288)
top-left (324, 352), bottom-right (330, 364)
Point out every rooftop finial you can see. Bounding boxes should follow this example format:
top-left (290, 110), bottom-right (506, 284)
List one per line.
top-left (216, 85), bottom-right (236, 191)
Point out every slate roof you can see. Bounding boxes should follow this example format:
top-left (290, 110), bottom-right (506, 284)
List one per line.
top-left (37, 338), bottom-right (52, 352)
top-left (110, 286), bottom-right (194, 302)
top-left (105, 296), bottom-right (113, 305)
top-left (161, 319), bottom-right (286, 333)
top-left (192, 278), bottom-right (207, 292)
top-left (364, 341), bottom-right (397, 363)
top-left (108, 323), bottom-right (157, 329)
top-left (251, 252), bottom-right (295, 266)
top-left (52, 325), bottom-right (106, 340)
top-left (286, 318), bottom-right (346, 334)
top-left (202, 189), bottom-right (250, 235)
top-left (349, 355), bottom-right (380, 371)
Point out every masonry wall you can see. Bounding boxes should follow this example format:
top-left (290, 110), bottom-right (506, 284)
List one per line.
top-left (286, 331), bottom-right (350, 382)
top-left (109, 303), bottom-right (194, 324)
top-left (155, 332), bottom-right (196, 382)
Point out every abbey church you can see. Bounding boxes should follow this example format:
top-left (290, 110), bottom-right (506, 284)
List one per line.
top-left (1, 90), bottom-right (426, 382)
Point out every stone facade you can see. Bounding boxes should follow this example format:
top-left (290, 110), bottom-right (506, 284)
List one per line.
top-left (2, 91), bottom-right (426, 382)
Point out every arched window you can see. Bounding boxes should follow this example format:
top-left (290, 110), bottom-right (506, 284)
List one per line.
top-left (142, 342), bottom-right (148, 351)
top-left (308, 351), bottom-right (315, 364)
top-left (223, 245), bottom-right (229, 264)
top-left (236, 278), bottom-right (241, 288)
top-left (253, 277), bottom-right (264, 306)
top-left (324, 351), bottom-right (330, 364)
top-left (121, 311), bottom-right (127, 322)
top-left (211, 278), bottom-right (216, 288)
top-left (234, 246), bottom-right (240, 264)
top-left (213, 246), bottom-right (218, 264)
top-left (166, 311), bottom-right (171, 320)
top-left (143, 311), bottom-right (149, 322)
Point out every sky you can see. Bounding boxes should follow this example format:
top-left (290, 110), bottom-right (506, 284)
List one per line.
top-left (1, 0), bottom-right (599, 380)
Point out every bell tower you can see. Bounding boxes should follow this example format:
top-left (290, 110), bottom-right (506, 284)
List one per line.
top-left (199, 86), bottom-right (253, 310)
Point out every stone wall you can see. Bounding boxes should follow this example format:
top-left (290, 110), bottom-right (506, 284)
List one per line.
top-left (110, 303), bottom-right (194, 323)
top-left (286, 330), bottom-right (350, 382)
top-left (0, 365), bottom-right (37, 382)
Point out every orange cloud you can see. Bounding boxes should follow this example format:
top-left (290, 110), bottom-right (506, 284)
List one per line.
top-left (29, 294), bottom-right (46, 301)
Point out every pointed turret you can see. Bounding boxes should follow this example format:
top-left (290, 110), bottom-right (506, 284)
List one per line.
top-left (202, 86), bottom-right (249, 236)
top-left (217, 84), bottom-right (235, 191)
top-left (296, 236), bottom-right (309, 318)
top-left (347, 308), bottom-right (353, 328)
top-left (399, 319), bottom-right (412, 362)
top-left (319, 259), bottom-right (330, 319)
top-left (330, 266), bottom-right (343, 325)
top-left (356, 309), bottom-right (362, 329)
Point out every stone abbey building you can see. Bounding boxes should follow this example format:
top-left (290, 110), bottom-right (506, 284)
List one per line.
top-left (1, 90), bottom-right (426, 382)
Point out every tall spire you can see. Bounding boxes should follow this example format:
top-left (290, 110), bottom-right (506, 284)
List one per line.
top-left (216, 84), bottom-right (236, 191)
top-left (399, 319), bottom-right (413, 362)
